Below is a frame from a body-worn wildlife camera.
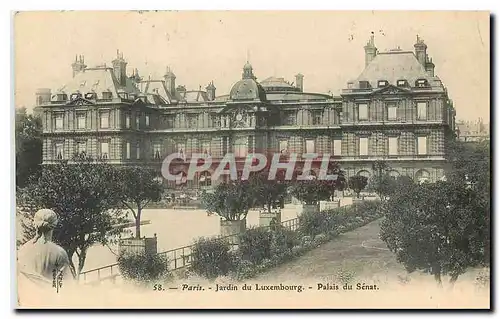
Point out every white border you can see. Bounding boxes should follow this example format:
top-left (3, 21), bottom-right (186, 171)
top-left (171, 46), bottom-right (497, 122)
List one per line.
top-left (4, 1), bottom-right (498, 318)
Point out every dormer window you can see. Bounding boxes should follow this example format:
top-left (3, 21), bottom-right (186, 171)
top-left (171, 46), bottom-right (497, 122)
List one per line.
top-left (102, 91), bottom-right (113, 100)
top-left (397, 80), bottom-right (408, 87)
top-left (139, 95), bottom-right (148, 103)
top-left (70, 93), bottom-right (82, 101)
top-left (52, 93), bottom-right (68, 102)
top-left (118, 92), bottom-right (129, 100)
top-left (377, 80), bottom-right (388, 88)
top-left (84, 92), bottom-right (97, 100)
top-left (359, 81), bottom-right (371, 89)
top-left (415, 79), bottom-right (428, 87)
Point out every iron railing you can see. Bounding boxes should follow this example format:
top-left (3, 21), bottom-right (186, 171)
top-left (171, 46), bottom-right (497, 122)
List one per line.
top-left (79, 216), bottom-right (300, 285)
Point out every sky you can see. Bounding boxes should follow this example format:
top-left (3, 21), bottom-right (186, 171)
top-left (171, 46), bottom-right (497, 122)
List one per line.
top-left (14, 11), bottom-right (490, 122)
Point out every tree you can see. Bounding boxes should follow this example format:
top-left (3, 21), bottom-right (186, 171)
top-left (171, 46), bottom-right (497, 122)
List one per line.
top-left (324, 165), bottom-right (347, 200)
top-left (16, 158), bottom-right (128, 277)
top-left (116, 166), bottom-right (163, 238)
top-left (201, 180), bottom-right (254, 221)
top-left (15, 107), bottom-right (42, 188)
top-left (248, 170), bottom-right (287, 214)
top-left (348, 175), bottom-right (368, 198)
top-left (380, 180), bottom-right (489, 287)
top-left (288, 179), bottom-right (331, 205)
top-left (446, 139), bottom-right (490, 266)
top-left (369, 161), bottom-right (397, 200)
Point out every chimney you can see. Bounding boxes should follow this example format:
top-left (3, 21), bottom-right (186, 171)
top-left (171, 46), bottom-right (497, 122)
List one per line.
top-left (164, 67), bottom-right (176, 96)
top-left (35, 88), bottom-right (52, 106)
top-left (71, 54), bottom-right (87, 78)
top-left (414, 35), bottom-right (428, 66)
top-left (364, 33), bottom-right (378, 67)
top-left (112, 50), bottom-right (128, 86)
top-left (425, 56), bottom-right (435, 77)
top-left (206, 81), bottom-right (216, 101)
top-left (295, 73), bottom-right (304, 92)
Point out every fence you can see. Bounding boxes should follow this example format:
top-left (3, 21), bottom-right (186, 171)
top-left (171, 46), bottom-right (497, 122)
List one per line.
top-left (79, 216), bottom-right (301, 285)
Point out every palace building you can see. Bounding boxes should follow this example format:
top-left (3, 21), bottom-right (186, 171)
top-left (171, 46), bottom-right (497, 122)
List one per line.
top-left (35, 36), bottom-right (456, 190)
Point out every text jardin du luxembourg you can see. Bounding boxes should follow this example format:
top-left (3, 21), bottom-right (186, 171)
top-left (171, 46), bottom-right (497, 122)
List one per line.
top-left (179, 282), bottom-right (379, 293)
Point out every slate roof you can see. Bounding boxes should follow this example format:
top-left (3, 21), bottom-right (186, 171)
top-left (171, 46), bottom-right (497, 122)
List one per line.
top-left (229, 78), bottom-right (267, 101)
top-left (54, 67), bottom-right (140, 98)
top-left (354, 51), bottom-right (444, 91)
top-left (266, 92), bottom-right (331, 101)
top-left (179, 90), bottom-right (209, 103)
top-left (140, 80), bottom-right (175, 104)
top-left (260, 76), bottom-right (297, 89)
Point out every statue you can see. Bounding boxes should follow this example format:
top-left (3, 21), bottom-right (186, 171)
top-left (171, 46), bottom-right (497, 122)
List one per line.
top-left (17, 209), bottom-right (73, 290)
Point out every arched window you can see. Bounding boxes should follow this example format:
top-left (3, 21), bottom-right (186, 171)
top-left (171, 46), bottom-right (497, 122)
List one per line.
top-left (388, 170), bottom-right (400, 180)
top-left (357, 170), bottom-right (371, 179)
top-left (415, 169), bottom-right (431, 184)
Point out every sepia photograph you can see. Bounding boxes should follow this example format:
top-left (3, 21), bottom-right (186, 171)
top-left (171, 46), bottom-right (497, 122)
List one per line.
top-left (13, 10), bottom-right (490, 309)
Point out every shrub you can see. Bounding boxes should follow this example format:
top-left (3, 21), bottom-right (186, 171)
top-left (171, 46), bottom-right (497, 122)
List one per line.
top-left (298, 210), bottom-right (326, 238)
top-left (314, 233), bottom-right (329, 245)
top-left (238, 227), bottom-right (272, 264)
top-left (270, 225), bottom-right (299, 257)
top-left (289, 180), bottom-right (332, 205)
top-left (118, 251), bottom-right (170, 283)
top-left (190, 237), bottom-right (234, 279)
top-left (233, 260), bottom-right (256, 281)
top-left (291, 245), bottom-right (306, 257)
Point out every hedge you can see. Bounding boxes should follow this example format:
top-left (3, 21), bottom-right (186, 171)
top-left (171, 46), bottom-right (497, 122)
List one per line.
top-left (188, 200), bottom-right (383, 281)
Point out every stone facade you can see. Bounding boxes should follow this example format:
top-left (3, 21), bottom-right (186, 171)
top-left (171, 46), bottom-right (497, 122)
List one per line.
top-left (36, 36), bottom-right (456, 191)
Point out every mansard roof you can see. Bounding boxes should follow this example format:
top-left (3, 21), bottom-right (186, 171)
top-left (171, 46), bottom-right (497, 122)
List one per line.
top-left (354, 51), bottom-right (444, 91)
top-left (55, 67), bottom-right (140, 98)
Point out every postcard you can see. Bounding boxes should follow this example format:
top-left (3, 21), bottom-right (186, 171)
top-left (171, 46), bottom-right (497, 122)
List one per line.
top-left (14, 10), bottom-right (490, 309)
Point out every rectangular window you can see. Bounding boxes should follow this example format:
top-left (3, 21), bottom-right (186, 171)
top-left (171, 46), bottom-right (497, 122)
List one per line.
top-left (136, 143), bottom-right (141, 159)
top-left (417, 102), bottom-right (427, 120)
top-left (359, 137), bottom-right (368, 156)
top-left (100, 112), bottom-right (109, 129)
top-left (210, 114), bottom-right (220, 128)
top-left (145, 115), bottom-right (150, 127)
top-left (305, 139), bottom-right (315, 154)
top-left (387, 105), bottom-right (397, 121)
top-left (333, 139), bottom-right (342, 156)
top-left (222, 137), bottom-right (228, 155)
top-left (388, 137), bottom-right (398, 156)
top-left (153, 143), bottom-right (161, 159)
top-left (378, 80), bottom-right (388, 88)
top-left (102, 91), bottom-right (113, 100)
top-left (77, 141), bottom-right (86, 156)
top-left (234, 137), bottom-right (248, 158)
top-left (136, 113), bottom-right (141, 129)
top-left (177, 143), bottom-right (186, 159)
top-left (311, 111), bottom-right (322, 125)
top-left (77, 113), bottom-right (86, 129)
top-left (202, 141), bottom-right (211, 157)
top-left (397, 80), bottom-right (407, 87)
top-left (284, 111), bottom-right (296, 126)
top-left (126, 142), bottom-right (131, 159)
top-left (125, 114), bottom-right (131, 128)
top-left (55, 142), bottom-right (64, 160)
top-left (187, 115), bottom-right (197, 128)
top-left (100, 142), bottom-right (109, 159)
top-left (55, 114), bottom-right (64, 130)
top-left (279, 140), bottom-right (289, 154)
top-left (417, 136), bottom-right (427, 155)
top-left (358, 104), bottom-right (368, 121)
